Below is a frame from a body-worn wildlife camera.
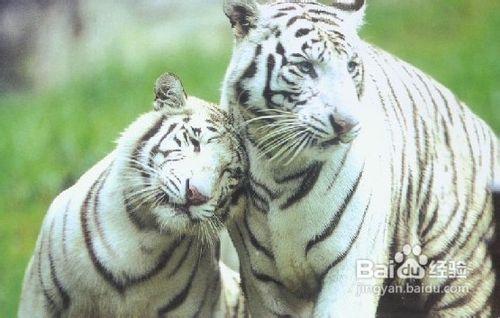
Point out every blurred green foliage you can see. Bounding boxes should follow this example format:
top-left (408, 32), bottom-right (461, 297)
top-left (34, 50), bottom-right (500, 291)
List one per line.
top-left (0, 1), bottom-right (498, 316)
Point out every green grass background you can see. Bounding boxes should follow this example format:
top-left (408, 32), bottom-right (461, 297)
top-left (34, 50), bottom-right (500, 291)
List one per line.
top-left (0, 1), bottom-right (499, 316)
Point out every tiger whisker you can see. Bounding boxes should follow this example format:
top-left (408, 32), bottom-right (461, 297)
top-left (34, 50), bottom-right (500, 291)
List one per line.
top-left (268, 130), bottom-right (306, 162)
top-left (258, 133), bottom-right (300, 155)
top-left (283, 132), bottom-right (310, 165)
top-left (257, 128), bottom-right (302, 154)
top-left (123, 158), bottom-right (157, 174)
top-left (258, 129), bottom-right (305, 160)
top-left (244, 115), bottom-right (296, 125)
top-left (255, 126), bottom-right (300, 146)
top-left (252, 120), bottom-right (302, 133)
top-left (125, 189), bottom-right (161, 210)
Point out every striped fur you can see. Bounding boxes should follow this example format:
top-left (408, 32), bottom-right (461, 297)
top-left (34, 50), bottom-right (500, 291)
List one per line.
top-left (221, 1), bottom-right (497, 317)
top-left (19, 75), bottom-right (247, 317)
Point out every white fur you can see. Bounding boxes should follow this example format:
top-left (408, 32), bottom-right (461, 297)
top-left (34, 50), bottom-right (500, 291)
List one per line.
top-left (222, 1), bottom-right (497, 317)
top-left (19, 96), bottom-right (247, 317)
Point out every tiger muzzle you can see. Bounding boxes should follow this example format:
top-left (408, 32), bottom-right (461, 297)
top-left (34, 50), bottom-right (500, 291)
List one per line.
top-left (320, 113), bottom-right (361, 148)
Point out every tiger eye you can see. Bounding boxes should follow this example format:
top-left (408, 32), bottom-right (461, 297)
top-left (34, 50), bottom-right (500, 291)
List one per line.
top-left (296, 61), bottom-right (318, 78)
top-left (347, 60), bottom-right (358, 73)
top-left (297, 61), bottom-right (313, 73)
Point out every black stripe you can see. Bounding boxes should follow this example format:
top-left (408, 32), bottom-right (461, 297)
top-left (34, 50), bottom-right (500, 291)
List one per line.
top-left (432, 272), bottom-right (486, 312)
top-left (423, 117), bottom-right (458, 241)
top-left (130, 116), bottom-right (165, 179)
top-left (326, 146), bottom-right (352, 191)
top-left (286, 16), bottom-right (301, 27)
top-left (235, 224), bottom-right (283, 288)
top-left (427, 104), bottom-right (477, 256)
top-left (235, 45), bottom-right (261, 107)
top-left (278, 6), bottom-right (297, 12)
top-left (281, 74), bottom-right (297, 86)
top-left (370, 50), bottom-right (408, 130)
top-left (135, 239), bottom-right (188, 287)
top-left (450, 193), bottom-right (492, 261)
top-left (157, 257), bottom-right (200, 317)
top-left (244, 212), bottom-right (274, 259)
top-left (131, 116), bottom-right (165, 160)
top-left (420, 205), bottom-right (438, 238)
top-left (424, 249), bottom-right (493, 317)
top-left (37, 231), bottom-right (58, 312)
top-left (369, 50), bottom-right (410, 233)
top-left (263, 54), bottom-right (277, 109)
top-left (173, 136), bottom-right (181, 147)
top-left (81, 169), bottom-right (125, 292)
top-left (319, 195), bottom-right (371, 280)
top-left (243, 46), bottom-right (261, 79)
top-left (412, 70), bottom-right (441, 127)
top-left (48, 219), bottom-right (71, 310)
top-left (330, 0), bottom-right (365, 12)
top-left (306, 167), bottom-right (364, 255)
top-left (424, 246), bottom-right (492, 312)
top-left (167, 239), bottom-right (193, 278)
top-left (82, 169), bottom-right (184, 292)
top-left (435, 86), bottom-right (455, 126)
top-left (209, 270), bottom-right (222, 317)
top-left (193, 268), bottom-right (219, 318)
top-left (165, 122), bottom-right (177, 138)
top-left (252, 270), bottom-right (284, 287)
top-left (248, 184), bottom-right (270, 214)
top-left (91, 167), bottom-right (114, 254)
top-left (250, 175), bottom-right (280, 200)
top-left (367, 73), bottom-right (397, 179)
top-left (307, 9), bottom-right (341, 19)
top-left (275, 162), bottom-right (317, 184)
top-left (276, 42), bottom-right (287, 67)
top-left (295, 28), bottom-right (312, 37)
top-left (124, 191), bottom-right (150, 230)
top-left (273, 12), bottom-right (287, 19)
top-left (309, 16), bottom-right (340, 28)
top-left (280, 162), bottom-right (323, 209)
top-left (317, 42), bottom-right (328, 63)
top-left (470, 273), bottom-right (495, 317)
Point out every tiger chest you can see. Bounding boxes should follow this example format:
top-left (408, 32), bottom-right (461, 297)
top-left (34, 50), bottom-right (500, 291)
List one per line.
top-left (265, 188), bottom-right (337, 298)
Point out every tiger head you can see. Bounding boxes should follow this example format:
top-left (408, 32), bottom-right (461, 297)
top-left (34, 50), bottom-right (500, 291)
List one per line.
top-left (117, 73), bottom-right (247, 237)
top-left (222, 0), bottom-right (366, 163)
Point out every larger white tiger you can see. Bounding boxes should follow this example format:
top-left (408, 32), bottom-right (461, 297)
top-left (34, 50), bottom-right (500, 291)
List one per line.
top-left (19, 73), bottom-right (247, 317)
top-left (221, 0), bottom-right (498, 317)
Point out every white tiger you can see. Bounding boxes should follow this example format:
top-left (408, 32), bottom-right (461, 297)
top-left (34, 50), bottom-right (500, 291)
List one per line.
top-left (221, 0), bottom-right (497, 317)
top-left (19, 73), bottom-right (247, 318)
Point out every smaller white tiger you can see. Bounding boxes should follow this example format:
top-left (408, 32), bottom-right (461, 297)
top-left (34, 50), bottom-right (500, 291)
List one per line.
top-left (18, 73), bottom-right (248, 318)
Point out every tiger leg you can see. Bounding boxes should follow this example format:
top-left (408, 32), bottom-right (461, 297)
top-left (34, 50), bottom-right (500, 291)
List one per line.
top-left (313, 255), bottom-right (382, 318)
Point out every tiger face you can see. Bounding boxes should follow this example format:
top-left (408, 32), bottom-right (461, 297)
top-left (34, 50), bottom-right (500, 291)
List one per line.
top-left (117, 73), bottom-right (247, 236)
top-left (223, 0), bottom-right (366, 163)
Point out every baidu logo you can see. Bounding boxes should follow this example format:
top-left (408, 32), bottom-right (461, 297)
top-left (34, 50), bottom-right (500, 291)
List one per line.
top-left (356, 244), bottom-right (467, 280)
top-left (394, 244), bottom-right (428, 280)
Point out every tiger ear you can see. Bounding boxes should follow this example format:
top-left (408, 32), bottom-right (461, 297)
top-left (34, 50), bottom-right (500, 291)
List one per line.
top-left (153, 73), bottom-right (187, 112)
top-left (330, 0), bottom-right (366, 30)
top-left (223, 0), bottom-right (258, 39)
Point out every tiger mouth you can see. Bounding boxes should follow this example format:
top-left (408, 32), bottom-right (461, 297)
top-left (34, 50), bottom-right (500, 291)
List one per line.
top-left (319, 127), bottom-right (361, 148)
top-left (174, 205), bottom-right (190, 214)
top-left (155, 196), bottom-right (192, 215)
top-left (320, 137), bottom-right (342, 148)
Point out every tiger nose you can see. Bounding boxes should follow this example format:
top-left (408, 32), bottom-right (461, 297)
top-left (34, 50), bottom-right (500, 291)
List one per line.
top-left (328, 114), bottom-right (359, 136)
top-left (185, 179), bottom-right (210, 206)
